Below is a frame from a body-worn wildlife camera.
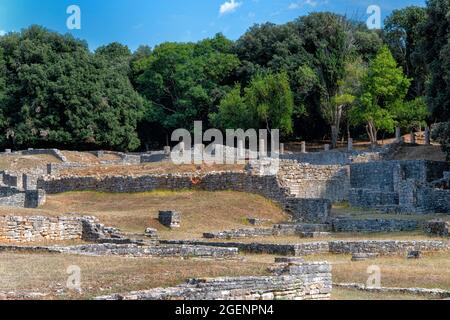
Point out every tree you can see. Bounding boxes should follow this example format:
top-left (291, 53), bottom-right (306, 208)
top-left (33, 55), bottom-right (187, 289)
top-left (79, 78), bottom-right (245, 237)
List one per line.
top-left (350, 46), bottom-right (411, 146)
top-left (393, 97), bottom-right (429, 132)
top-left (326, 58), bottom-right (366, 147)
top-left (420, 0), bottom-right (450, 121)
top-left (211, 72), bottom-right (294, 136)
top-left (134, 34), bottom-right (240, 146)
top-left (234, 13), bottom-right (382, 141)
top-left (420, 0), bottom-right (450, 159)
top-left (0, 25), bottom-right (143, 151)
top-left (384, 6), bottom-right (428, 98)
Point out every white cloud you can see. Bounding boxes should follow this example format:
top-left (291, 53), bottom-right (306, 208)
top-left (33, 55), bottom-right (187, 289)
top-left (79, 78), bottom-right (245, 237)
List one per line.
top-left (288, 0), bottom-right (319, 10)
top-left (0, 30), bottom-right (6, 36)
top-left (220, 0), bottom-right (242, 16)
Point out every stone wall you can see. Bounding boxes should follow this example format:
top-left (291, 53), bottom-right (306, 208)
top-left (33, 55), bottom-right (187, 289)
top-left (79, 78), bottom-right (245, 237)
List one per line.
top-left (0, 216), bottom-right (121, 243)
top-left (94, 261), bottom-right (332, 300)
top-left (163, 239), bottom-right (450, 256)
top-left (0, 187), bottom-right (45, 208)
top-left (329, 240), bottom-right (450, 255)
top-left (349, 160), bottom-right (450, 213)
top-left (424, 220), bottom-right (450, 237)
top-left (19, 149), bottom-right (67, 162)
top-left (281, 150), bottom-right (382, 165)
top-left (0, 216), bottom-right (82, 242)
top-left (332, 218), bottom-right (419, 233)
top-left (37, 172), bottom-right (331, 223)
top-left (162, 240), bottom-right (330, 256)
top-left (277, 161), bottom-right (350, 202)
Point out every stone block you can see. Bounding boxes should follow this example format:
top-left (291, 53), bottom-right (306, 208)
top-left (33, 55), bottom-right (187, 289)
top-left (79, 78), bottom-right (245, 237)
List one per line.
top-left (159, 211), bottom-right (181, 229)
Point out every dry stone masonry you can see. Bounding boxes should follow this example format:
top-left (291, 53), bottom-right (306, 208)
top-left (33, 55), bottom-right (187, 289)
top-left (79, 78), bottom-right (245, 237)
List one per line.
top-left (349, 160), bottom-right (450, 213)
top-left (0, 216), bottom-right (124, 243)
top-left (332, 218), bottom-right (419, 233)
top-left (94, 259), bottom-right (332, 300)
top-left (159, 211), bottom-right (181, 229)
top-left (424, 220), bottom-right (450, 237)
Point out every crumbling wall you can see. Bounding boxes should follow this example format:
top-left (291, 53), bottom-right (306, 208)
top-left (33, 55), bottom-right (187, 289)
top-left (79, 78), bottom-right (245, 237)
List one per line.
top-left (277, 161), bottom-right (350, 202)
top-left (0, 216), bottom-right (121, 243)
top-left (37, 172), bottom-right (331, 223)
top-left (349, 160), bottom-right (450, 213)
top-left (94, 261), bottom-right (332, 300)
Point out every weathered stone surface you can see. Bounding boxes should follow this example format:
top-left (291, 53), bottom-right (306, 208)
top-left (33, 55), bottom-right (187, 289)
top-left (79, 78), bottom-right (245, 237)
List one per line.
top-left (144, 228), bottom-right (159, 239)
top-left (349, 160), bottom-right (450, 214)
top-left (0, 216), bottom-right (124, 243)
top-left (332, 218), bottom-right (419, 233)
top-left (94, 261), bottom-right (332, 301)
top-left (329, 240), bottom-right (450, 255)
top-left (203, 228), bottom-right (274, 239)
top-left (424, 220), bottom-right (450, 237)
top-left (0, 243), bottom-right (239, 259)
top-left (247, 217), bottom-right (271, 226)
top-left (407, 250), bottom-right (421, 259)
top-left (351, 253), bottom-right (379, 261)
top-left (159, 211), bottom-right (181, 229)
top-left (162, 240), bottom-right (330, 256)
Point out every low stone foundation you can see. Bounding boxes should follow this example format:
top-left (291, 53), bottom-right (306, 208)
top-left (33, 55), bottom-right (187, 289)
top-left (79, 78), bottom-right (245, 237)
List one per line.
top-left (0, 243), bottom-right (239, 259)
top-left (94, 260), bottom-right (332, 300)
top-left (162, 240), bottom-right (330, 256)
top-left (0, 216), bottom-right (123, 243)
top-left (329, 240), bottom-right (450, 255)
top-left (424, 220), bottom-right (450, 237)
top-left (331, 218), bottom-right (419, 233)
top-left (163, 239), bottom-right (450, 256)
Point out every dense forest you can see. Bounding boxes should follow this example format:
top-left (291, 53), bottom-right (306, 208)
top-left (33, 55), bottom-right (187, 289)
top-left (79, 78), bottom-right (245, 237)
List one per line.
top-left (0, 0), bottom-right (448, 157)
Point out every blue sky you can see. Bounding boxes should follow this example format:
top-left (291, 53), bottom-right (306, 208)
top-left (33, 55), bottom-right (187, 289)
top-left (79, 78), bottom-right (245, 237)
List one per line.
top-left (0, 0), bottom-right (426, 51)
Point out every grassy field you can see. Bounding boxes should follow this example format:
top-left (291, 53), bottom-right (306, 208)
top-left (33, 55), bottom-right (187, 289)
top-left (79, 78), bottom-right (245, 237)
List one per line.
top-left (246, 252), bottom-right (450, 291)
top-left (0, 154), bottom-right (60, 173)
top-left (37, 190), bottom-right (289, 237)
top-left (332, 203), bottom-right (450, 221)
top-left (331, 288), bottom-right (425, 300)
top-left (1, 251), bottom-right (447, 300)
top-left (0, 252), bottom-right (270, 300)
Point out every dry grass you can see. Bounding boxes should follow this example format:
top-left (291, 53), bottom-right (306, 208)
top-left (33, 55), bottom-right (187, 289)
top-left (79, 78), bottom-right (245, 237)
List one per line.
top-left (57, 162), bottom-right (245, 177)
top-left (0, 154), bottom-right (60, 173)
top-left (35, 190), bottom-right (289, 237)
top-left (331, 288), bottom-right (425, 300)
top-left (203, 231), bottom-right (446, 244)
top-left (332, 204), bottom-right (450, 221)
top-left (62, 151), bottom-right (122, 164)
top-left (246, 251), bottom-right (450, 291)
top-left (0, 252), bottom-right (270, 300)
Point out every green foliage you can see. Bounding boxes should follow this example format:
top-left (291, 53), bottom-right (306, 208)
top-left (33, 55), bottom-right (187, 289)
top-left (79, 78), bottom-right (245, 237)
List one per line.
top-left (393, 97), bottom-right (429, 131)
top-left (350, 45), bottom-right (411, 144)
top-left (384, 6), bottom-right (428, 97)
top-left (235, 13), bottom-right (382, 140)
top-left (134, 34), bottom-right (240, 145)
top-left (212, 72), bottom-right (294, 135)
top-left (0, 25), bottom-right (143, 151)
top-left (420, 0), bottom-right (450, 122)
top-left (432, 122), bottom-right (450, 160)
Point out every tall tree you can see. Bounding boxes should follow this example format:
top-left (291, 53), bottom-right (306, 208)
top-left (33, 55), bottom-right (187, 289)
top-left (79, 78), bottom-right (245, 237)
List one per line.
top-left (135, 34), bottom-right (240, 147)
top-left (350, 46), bottom-right (411, 146)
top-left (384, 6), bottom-right (428, 98)
top-left (211, 72), bottom-right (294, 136)
top-left (421, 0), bottom-right (450, 159)
top-left (0, 26), bottom-right (143, 151)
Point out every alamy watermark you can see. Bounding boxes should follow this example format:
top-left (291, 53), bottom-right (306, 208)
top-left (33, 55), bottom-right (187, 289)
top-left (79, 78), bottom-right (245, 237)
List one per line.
top-left (67, 5), bottom-right (81, 30)
top-left (170, 121), bottom-right (281, 175)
